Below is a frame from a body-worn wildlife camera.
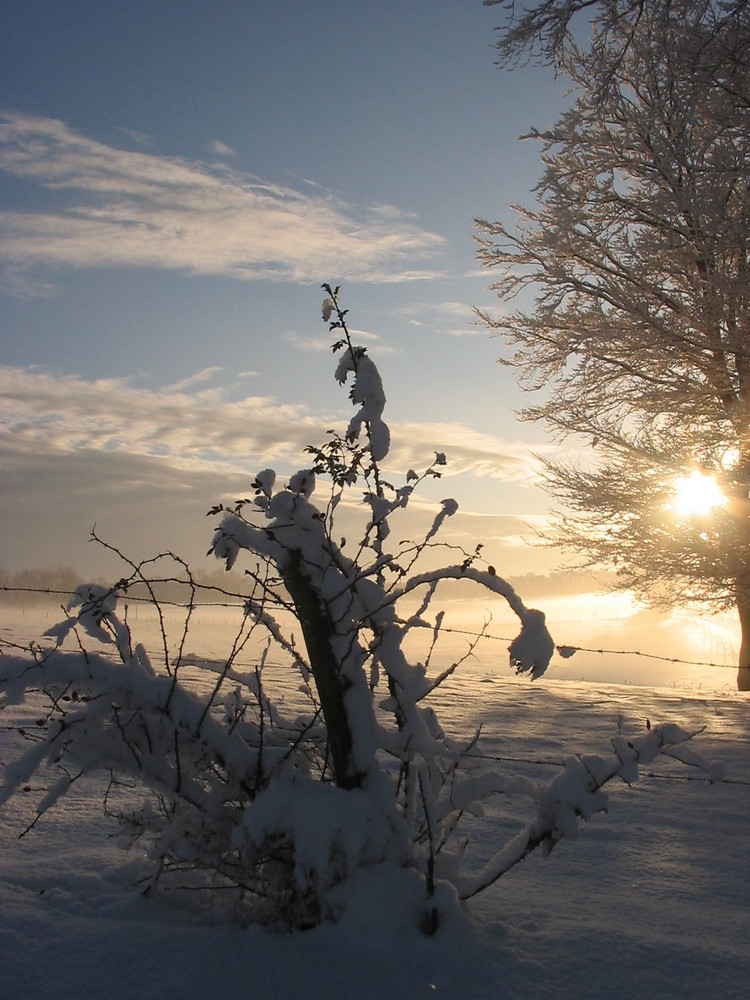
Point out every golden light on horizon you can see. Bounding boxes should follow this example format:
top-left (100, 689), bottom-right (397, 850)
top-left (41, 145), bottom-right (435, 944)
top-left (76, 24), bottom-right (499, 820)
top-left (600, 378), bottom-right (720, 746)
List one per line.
top-left (669, 470), bottom-right (728, 518)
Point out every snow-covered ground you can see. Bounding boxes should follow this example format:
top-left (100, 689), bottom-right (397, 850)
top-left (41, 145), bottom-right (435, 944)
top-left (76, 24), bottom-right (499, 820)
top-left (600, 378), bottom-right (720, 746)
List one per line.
top-left (1, 610), bottom-right (749, 1000)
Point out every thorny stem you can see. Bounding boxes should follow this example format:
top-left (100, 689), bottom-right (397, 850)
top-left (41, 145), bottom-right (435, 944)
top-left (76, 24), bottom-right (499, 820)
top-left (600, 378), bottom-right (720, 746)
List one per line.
top-left (89, 530), bottom-right (175, 676)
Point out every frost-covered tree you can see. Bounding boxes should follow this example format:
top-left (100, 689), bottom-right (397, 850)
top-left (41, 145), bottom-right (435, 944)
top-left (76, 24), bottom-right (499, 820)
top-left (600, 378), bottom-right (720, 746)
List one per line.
top-left (0, 288), bottom-right (713, 930)
top-left (485, 0), bottom-right (749, 78)
top-left (478, 1), bottom-right (750, 689)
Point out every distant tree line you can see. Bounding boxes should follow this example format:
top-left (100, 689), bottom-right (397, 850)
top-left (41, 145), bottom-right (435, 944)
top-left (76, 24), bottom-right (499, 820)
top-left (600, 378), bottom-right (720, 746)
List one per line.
top-left (0, 566), bottom-right (86, 606)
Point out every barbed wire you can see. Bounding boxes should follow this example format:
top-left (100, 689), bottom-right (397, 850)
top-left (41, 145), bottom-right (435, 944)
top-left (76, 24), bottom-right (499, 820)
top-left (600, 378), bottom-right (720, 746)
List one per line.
top-left (465, 752), bottom-right (750, 785)
top-left (0, 740), bottom-right (745, 785)
top-left (0, 583), bottom-right (738, 672)
top-left (0, 584), bottom-right (243, 610)
top-left (2, 585), bottom-right (747, 796)
top-left (1, 726), bottom-right (747, 785)
top-left (440, 626), bottom-right (735, 671)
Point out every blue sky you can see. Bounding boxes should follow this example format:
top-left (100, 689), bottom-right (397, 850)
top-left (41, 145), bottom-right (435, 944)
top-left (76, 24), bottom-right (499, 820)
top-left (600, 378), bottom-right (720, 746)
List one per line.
top-left (1, 1), bottom-right (573, 581)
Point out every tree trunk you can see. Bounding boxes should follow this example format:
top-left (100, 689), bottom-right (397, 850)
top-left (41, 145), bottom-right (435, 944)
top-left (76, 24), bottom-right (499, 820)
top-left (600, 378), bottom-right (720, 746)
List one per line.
top-left (737, 584), bottom-right (750, 692)
top-left (282, 551), bottom-right (365, 789)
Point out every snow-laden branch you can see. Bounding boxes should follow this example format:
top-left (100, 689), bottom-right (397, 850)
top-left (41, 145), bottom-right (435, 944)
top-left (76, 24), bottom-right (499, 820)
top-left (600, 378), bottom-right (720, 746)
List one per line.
top-left (398, 563), bottom-right (554, 679)
top-left (456, 721), bottom-right (719, 899)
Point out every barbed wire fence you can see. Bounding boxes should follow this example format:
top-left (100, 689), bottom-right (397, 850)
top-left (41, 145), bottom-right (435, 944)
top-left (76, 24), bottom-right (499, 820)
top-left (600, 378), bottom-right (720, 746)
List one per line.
top-left (1, 582), bottom-right (747, 788)
top-left (0, 582), bottom-right (736, 672)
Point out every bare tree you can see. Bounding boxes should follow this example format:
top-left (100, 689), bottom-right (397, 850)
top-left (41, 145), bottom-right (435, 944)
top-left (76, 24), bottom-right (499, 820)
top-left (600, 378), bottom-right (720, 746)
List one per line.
top-left (477, 1), bottom-right (750, 688)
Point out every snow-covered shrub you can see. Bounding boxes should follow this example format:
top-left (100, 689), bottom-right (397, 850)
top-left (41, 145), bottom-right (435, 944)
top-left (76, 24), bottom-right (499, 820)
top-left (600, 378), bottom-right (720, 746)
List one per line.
top-left (0, 286), bottom-right (716, 931)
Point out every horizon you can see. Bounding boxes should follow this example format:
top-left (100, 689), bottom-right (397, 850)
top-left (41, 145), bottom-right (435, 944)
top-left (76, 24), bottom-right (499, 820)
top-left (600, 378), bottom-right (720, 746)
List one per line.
top-left (0, 563), bottom-right (739, 691)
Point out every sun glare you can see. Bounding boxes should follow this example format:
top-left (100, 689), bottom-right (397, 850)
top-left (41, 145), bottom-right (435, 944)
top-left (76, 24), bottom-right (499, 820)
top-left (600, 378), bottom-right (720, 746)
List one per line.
top-left (669, 470), bottom-right (727, 517)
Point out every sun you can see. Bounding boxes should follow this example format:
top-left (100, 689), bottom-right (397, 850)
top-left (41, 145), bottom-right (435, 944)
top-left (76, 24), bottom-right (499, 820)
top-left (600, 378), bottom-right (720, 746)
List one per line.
top-left (669, 470), bottom-right (727, 517)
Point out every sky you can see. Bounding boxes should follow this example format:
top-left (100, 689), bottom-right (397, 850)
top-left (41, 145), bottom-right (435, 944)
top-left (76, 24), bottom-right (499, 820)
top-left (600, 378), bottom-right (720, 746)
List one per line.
top-left (0, 0), bottom-right (570, 572)
top-left (0, 1), bottom-right (741, 677)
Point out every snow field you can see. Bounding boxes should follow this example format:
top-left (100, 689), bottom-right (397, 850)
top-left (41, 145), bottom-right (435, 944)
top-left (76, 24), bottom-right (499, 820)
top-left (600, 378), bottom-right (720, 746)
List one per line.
top-left (1, 619), bottom-right (748, 1000)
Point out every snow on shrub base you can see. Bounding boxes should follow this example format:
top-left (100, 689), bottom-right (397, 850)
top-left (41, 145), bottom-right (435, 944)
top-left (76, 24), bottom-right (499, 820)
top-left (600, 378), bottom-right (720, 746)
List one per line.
top-left (0, 287), bottom-right (717, 931)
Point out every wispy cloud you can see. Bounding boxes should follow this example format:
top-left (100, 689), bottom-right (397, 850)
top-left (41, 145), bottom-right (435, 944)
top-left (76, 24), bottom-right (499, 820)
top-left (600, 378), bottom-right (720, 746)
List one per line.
top-left (0, 362), bottom-right (546, 539)
top-left (0, 364), bottom-right (548, 573)
top-left (395, 300), bottom-right (482, 337)
top-left (163, 367), bottom-right (225, 393)
top-left (282, 328), bottom-right (400, 356)
top-left (0, 113), bottom-right (445, 290)
top-left (389, 421), bottom-right (546, 485)
top-left (282, 333), bottom-right (338, 354)
top-left (0, 365), bottom-right (320, 474)
top-left (0, 364), bottom-right (543, 482)
top-left (116, 126), bottom-right (154, 148)
top-left (209, 139), bottom-right (236, 158)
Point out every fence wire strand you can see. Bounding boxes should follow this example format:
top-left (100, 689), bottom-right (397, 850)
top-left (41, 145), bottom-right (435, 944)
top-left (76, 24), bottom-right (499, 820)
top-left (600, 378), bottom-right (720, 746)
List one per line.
top-left (0, 584), bottom-right (738, 672)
